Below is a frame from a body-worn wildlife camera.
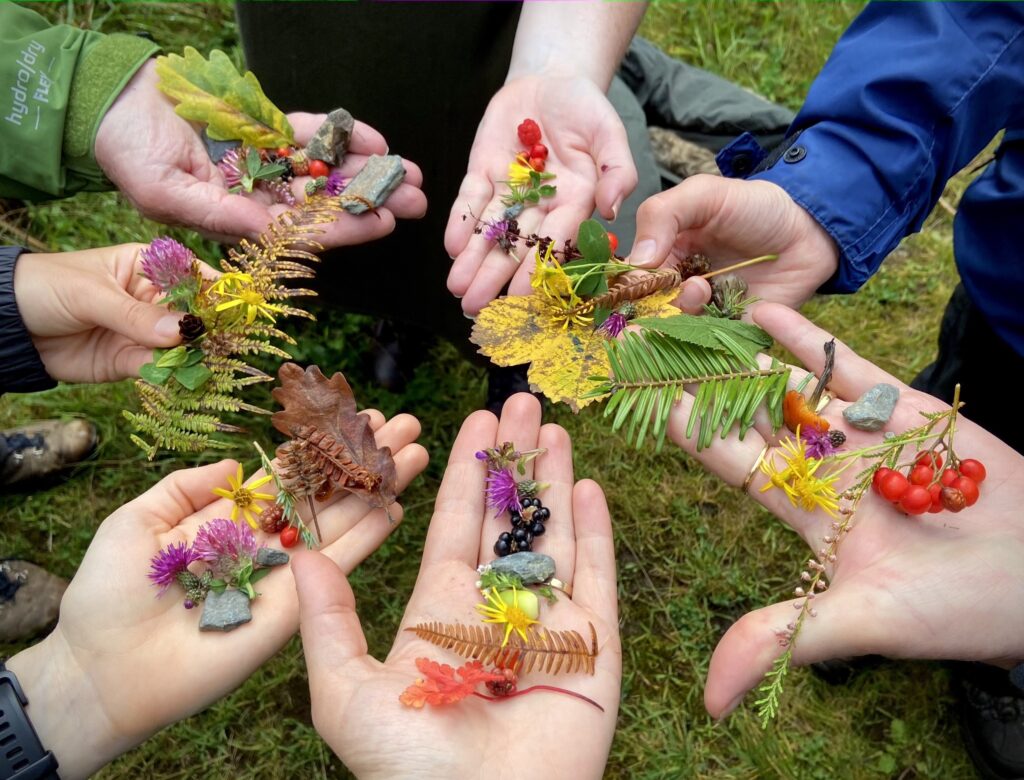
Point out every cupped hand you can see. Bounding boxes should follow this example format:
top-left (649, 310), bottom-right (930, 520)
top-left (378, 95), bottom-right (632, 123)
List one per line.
top-left (14, 243), bottom-right (204, 383)
top-left (8, 411), bottom-right (428, 780)
top-left (629, 175), bottom-right (840, 312)
top-left (445, 75), bottom-right (636, 315)
top-left (294, 393), bottom-right (621, 779)
top-left (665, 302), bottom-right (1024, 719)
top-left (96, 61), bottom-right (427, 246)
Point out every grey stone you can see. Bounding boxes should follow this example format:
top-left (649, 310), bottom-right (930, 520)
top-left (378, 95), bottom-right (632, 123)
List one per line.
top-left (843, 383), bottom-right (900, 431)
top-left (483, 552), bottom-right (556, 585)
top-left (201, 129), bottom-right (240, 164)
top-left (503, 203), bottom-right (525, 219)
top-left (198, 588), bottom-right (252, 632)
top-left (305, 108), bottom-right (355, 165)
top-left (339, 155), bottom-right (406, 215)
top-left (256, 548), bottom-right (289, 567)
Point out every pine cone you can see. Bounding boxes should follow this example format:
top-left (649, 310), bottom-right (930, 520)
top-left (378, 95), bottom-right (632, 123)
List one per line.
top-left (828, 430), bottom-right (847, 447)
top-left (178, 314), bottom-right (206, 342)
top-left (678, 253), bottom-right (711, 279)
top-left (258, 503), bottom-right (287, 534)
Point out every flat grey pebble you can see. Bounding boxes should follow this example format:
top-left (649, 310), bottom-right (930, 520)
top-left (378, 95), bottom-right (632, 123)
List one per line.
top-left (482, 552), bottom-right (556, 584)
top-left (256, 548), bottom-right (289, 567)
top-left (199, 588), bottom-right (252, 632)
top-left (339, 154), bottom-right (406, 215)
top-left (843, 383), bottom-right (900, 432)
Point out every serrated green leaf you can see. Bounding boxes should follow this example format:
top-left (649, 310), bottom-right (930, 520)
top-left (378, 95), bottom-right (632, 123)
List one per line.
top-left (156, 47), bottom-right (295, 147)
top-left (635, 314), bottom-right (772, 358)
top-left (139, 362), bottom-right (172, 385)
top-left (577, 219), bottom-right (611, 263)
top-left (155, 346), bottom-right (189, 368)
top-left (173, 363), bottom-right (214, 391)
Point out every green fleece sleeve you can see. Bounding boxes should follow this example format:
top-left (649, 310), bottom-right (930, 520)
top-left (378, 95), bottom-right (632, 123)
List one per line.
top-left (0, 4), bottom-right (159, 201)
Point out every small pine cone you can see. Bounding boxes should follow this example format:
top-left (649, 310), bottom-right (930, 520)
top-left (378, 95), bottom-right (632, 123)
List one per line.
top-left (678, 253), bottom-right (711, 279)
top-left (178, 313), bottom-right (206, 342)
top-left (258, 503), bottom-right (288, 534)
top-left (828, 430), bottom-right (847, 447)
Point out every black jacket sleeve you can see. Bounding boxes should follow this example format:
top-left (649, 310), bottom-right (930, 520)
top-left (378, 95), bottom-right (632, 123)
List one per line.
top-left (0, 246), bottom-right (56, 395)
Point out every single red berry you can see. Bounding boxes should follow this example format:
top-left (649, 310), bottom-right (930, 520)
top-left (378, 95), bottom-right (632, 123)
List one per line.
top-left (517, 118), bottom-right (542, 147)
top-left (872, 467), bottom-right (895, 494)
top-left (909, 464), bottom-right (934, 486)
top-left (878, 471), bottom-right (910, 503)
top-left (915, 451), bottom-right (943, 471)
top-left (607, 232), bottom-right (619, 254)
top-left (308, 159), bottom-right (329, 179)
top-left (529, 143), bottom-right (548, 161)
top-left (951, 476), bottom-right (980, 506)
top-left (958, 459), bottom-right (987, 483)
top-left (927, 484), bottom-right (944, 513)
top-left (940, 468), bottom-right (959, 487)
top-left (528, 157), bottom-right (546, 172)
top-left (940, 486), bottom-right (967, 513)
top-left (275, 146), bottom-right (293, 158)
top-left (899, 485), bottom-right (932, 515)
top-left (280, 525), bottom-right (300, 548)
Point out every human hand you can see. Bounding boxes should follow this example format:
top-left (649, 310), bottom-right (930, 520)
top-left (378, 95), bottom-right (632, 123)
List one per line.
top-left (5, 412), bottom-right (428, 780)
top-left (294, 394), bottom-right (621, 779)
top-left (629, 175), bottom-right (840, 312)
top-left (665, 302), bottom-right (1024, 718)
top-left (14, 243), bottom-right (205, 383)
top-left (445, 75), bottom-right (636, 315)
top-left (95, 61), bottom-right (427, 245)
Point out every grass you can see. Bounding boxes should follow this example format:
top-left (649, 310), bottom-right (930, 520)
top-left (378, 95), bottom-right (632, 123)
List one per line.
top-left (1, 2), bottom-right (976, 777)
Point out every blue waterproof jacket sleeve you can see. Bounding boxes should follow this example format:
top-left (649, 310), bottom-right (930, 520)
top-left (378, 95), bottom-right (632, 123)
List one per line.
top-left (748, 2), bottom-right (1024, 293)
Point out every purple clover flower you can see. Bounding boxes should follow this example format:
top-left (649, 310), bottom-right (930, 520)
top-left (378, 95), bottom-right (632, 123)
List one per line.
top-left (218, 147), bottom-right (244, 190)
top-left (598, 311), bottom-right (629, 339)
top-left (148, 542), bottom-right (200, 596)
top-left (485, 467), bottom-right (522, 517)
top-left (325, 170), bottom-right (348, 196)
top-left (801, 426), bottom-right (838, 460)
top-left (193, 518), bottom-right (260, 577)
top-left (140, 238), bottom-right (195, 292)
top-left (483, 219), bottom-right (509, 242)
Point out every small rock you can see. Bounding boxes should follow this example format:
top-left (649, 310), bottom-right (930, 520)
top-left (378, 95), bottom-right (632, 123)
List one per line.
top-left (483, 552), bottom-right (556, 584)
top-left (843, 383), bottom-right (900, 431)
top-left (256, 548), bottom-right (289, 567)
top-left (201, 129), bottom-right (240, 164)
top-left (339, 155), bottom-right (406, 215)
top-left (305, 108), bottom-right (355, 165)
top-left (503, 203), bottom-right (525, 219)
top-left (199, 588), bottom-right (252, 632)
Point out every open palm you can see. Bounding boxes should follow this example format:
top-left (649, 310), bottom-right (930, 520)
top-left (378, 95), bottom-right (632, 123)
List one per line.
top-left (665, 303), bottom-right (1024, 718)
top-left (295, 394), bottom-right (621, 779)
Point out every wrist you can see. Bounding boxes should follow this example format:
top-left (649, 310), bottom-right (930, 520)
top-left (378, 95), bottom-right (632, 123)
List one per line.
top-left (6, 633), bottom-right (122, 780)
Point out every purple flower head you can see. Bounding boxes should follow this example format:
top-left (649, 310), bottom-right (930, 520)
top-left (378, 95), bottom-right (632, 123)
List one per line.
top-left (485, 467), bottom-right (522, 517)
top-left (484, 219), bottom-right (510, 242)
top-left (801, 426), bottom-right (838, 460)
top-left (193, 518), bottom-right (260, 577)
top-left (475, 450), bottom-right (489, 460)
top-left (140, 238), bottom-right (196, 292)
top-left (218, 147), bottom-right (244, 190)
top-left (325, 170), bottom-right (348, 196)
top-left (148, 542), bottom-right (200, 596)
top-left (598, 311), bottom-right (629, 339)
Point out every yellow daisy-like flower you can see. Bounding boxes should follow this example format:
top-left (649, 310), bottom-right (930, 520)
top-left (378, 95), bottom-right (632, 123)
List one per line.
top-left (508, 154), bottom-right (536, 186)
top-left (759, 428), bottom-right (842, 516)
top-left (212, 463), bottom-right (275, 529)
top-left (530, 244), bottom-right (592, 329)
top-left (208, 271), bottom-right (254, 294)
top-left (215, 288), bottom-right (287, 324)
top-left (475, 587), bottom-right (539, 647)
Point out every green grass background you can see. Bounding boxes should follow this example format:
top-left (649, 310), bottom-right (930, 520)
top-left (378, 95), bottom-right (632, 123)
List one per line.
top-left (1, 2), bottom-right (976, 777)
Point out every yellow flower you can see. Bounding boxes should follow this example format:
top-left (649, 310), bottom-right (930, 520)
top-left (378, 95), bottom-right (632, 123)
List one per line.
top-left (476, 587), bottom-right (539, 646)
top-left (759, 428), bottom-right (841, 516)
top-left (530, 244), bottom-right (592, 329)
top-left (508, 154), bottom-right (535, 186)
top-left (212, 463), bottom-right (275, 529)
top-left (215, 288), bottom-right (286, 324)
top-left (209, 271), bottom-right (254, 294)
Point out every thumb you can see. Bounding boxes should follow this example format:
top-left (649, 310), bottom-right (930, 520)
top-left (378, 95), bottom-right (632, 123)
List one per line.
top-left (592, 117), bottom-right (638, 222)
top-left (92, 283), bottom-right (184, 348)
top-left (293, 550), bottom-right (376, 689)
top-left (673, 277), bottom-right (713, 314)
top-left (629, 174), bottom-right (728, 268)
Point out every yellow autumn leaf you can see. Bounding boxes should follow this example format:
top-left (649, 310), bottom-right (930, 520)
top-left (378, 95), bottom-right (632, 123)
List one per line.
top-left (471, 288), bottom-right (680, 411)
top-left (156, 47), bottom-right (295, 148)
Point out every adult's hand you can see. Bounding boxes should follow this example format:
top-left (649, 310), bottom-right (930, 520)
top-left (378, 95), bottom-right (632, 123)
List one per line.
top-left (295, 394), bottom-right (621, 779)
top-left (666, 303), bottom-right (1024, 719)
top-left (630, 175), bottom-right (840, 312)
top-left (5, 412), bottom-right (428, 779)
top-left (96, 61), bottom-right (426, 246)
top-left (14, 243), bottom-right (205, 383)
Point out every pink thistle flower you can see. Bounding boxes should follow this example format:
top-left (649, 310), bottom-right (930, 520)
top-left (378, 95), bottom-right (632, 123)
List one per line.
top-left (193, 518), bottom-right (261, 577)
top-left (218, 147), bottom-right (244, 190)
top-left (483, 219), bottom-right (510, 242)
top-left (485, 467), bottom-right (522, 517)
top-left (140, 238), bottom-right (195, 292)
top-left (598, 311), bottom-right (629, 339)
top-left (148, 542), bottom-right (200, 596)
top-left (325, 171), bottom-right (348, 196)
top-left (801, 426), bottom-right (839, 459)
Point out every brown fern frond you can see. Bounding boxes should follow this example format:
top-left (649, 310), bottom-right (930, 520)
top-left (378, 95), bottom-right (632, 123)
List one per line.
top-left (570, 268), bottom-right (682, 317)
top-left (288, 424), bottom-right (383, 493)
top-left (405, 621), bottom-right (598, 676)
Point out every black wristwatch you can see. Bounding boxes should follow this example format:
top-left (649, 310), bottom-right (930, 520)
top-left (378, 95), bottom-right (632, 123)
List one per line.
top-left (0, 661), bottom-right (59, 780)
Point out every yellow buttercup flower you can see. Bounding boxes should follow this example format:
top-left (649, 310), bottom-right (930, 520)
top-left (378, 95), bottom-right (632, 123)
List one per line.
top-left (530, 244), bottom-right (592, 328)
top-left (508, 154), bottom-right (535, 186)
top-left (476, 587), bottom-right (539, 646)
top-left (759, 428), bottom-right (842, 516)
top-left (215, 287), bottom-right (287, 324)
top-left (212, 463), bottom-right (275, 529)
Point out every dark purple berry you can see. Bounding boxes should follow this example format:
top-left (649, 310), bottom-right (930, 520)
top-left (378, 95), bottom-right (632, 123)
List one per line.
top-left (513, 527), bottom-right (530, 544)
top-left (533, 507), bottom-right (550, 522)
top-left (529, 521), bottom-right (545, 537)
top-left (494, 538), bottom-right (512, 557)
top-left (828, 430), bottom-right (847, 447)
top-left (498, 532), bottom-right (512, 543)
top-left (510, 513), bottom-right (523, 528)
top-left (518, 541), bottom-right (532, 552)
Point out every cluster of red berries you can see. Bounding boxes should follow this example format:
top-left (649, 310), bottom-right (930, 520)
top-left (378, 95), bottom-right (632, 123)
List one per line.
top-left (871, 451), bottom-right (987, 516)
top-left (259, 503), bottom-right (300, 547)
top-left (268, 146), bottom-right (330, 180)
top-left (516, 118), bottom-right (549, 172)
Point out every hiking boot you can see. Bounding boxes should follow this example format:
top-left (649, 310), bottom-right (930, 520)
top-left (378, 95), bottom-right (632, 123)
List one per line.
top-left (0, 560), bottom-right (67, 642)
top-left (0, 419), bottom-right (97, 488)
top-left (955, 662), bottom-right (1024, 780)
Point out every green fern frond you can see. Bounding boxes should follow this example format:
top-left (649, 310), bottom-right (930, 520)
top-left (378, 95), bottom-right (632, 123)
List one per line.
top-left (591, 330), bottom-right (789, 451)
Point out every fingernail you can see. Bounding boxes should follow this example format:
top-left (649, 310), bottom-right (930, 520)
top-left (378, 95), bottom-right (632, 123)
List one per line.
top-left (155, 314), bottom-right (183, 338)
top-left (611, 196), bottom-right (623, 221)
top-left (463, 311), bottom-right (476, 321)
top-left (629, 239), bottom-right (657, 266)
top-left (721, 693), bottom-right (745, 718)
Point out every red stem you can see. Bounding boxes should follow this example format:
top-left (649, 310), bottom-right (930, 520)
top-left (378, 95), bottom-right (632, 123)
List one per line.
top-left (471, 686), bottom-right (604, 712)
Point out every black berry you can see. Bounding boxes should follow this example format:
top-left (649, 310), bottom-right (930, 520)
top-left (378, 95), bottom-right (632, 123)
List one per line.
top-left (829, 430), bottom-right (847, 447)
top-left (513, 527), bottom-right (530, 544)
top-left (494, 538), bottom-right (512, 557)
top-left (518, 541), bottom-right (532, 552)
top-left (533, 507), bottom-right (550, 522)
top-left (510, 513), bottom-right (523, 528)
top-left (529, 521), bottom-right (545, 537)
top-left (498, 532), bottom-right (512, 543)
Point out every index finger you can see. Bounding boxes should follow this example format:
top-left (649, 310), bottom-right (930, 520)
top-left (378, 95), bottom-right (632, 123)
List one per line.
top-left (287, 111), bottom-right (388, 157)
